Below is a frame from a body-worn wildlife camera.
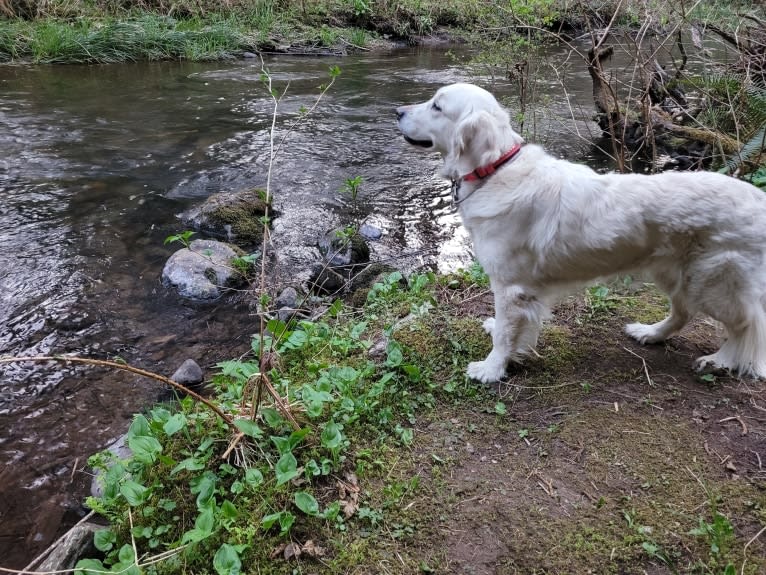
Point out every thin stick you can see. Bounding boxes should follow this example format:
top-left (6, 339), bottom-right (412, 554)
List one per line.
top-left (741, 524), bottom-right (766, 575)
top-left (718, 415), bottom-right (749, 435)
top-left (622, 346), bottom-right (654, 387)
top-left (0, 356), bottom-right (234, 427)
top-left (21, 511), bottom-right (95, 572)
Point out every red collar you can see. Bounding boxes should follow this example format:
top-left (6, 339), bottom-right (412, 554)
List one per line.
top-left (461, 143), bottom-right (523, 182)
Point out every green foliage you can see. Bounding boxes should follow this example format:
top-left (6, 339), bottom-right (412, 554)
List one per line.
top-left (340, 175), bottom-right (363, 202)
top-left (745, 165), bottom-right (766, 190)
top-left (585, 284), bottom-right (617, 317)
top-left (689, 511), bottom-right (736, 570)
top-left (80, 268), bottom-right (470, 572)
top-left (164, 230), bottom-right (195, 248)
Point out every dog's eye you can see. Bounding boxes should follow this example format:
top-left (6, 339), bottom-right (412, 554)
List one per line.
top-left (432, 102), bottom-right (442, 112)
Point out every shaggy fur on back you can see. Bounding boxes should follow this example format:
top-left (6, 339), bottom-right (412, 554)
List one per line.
top-left (397, 82), bottom-right (766, 383)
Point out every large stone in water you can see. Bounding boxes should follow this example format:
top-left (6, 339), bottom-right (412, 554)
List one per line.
top-left (162, 239), bottom-right (245, 300)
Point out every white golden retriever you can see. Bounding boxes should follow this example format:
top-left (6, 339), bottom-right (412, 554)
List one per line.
top-left (397, 82), bottom-right (766, 383)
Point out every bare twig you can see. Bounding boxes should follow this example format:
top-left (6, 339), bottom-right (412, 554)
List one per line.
top-left (741, 524), bottom-right (766, 575)
top-left (718, 415), bottom-right (749, 435)
top-left (0, 356), bottom-right (234, 426)
top-left (622, 346), bottom-right (655, 387)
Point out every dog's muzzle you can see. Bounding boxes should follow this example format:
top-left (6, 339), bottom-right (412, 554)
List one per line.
top-left (403, 135), bottom-right (433, 148)
top-left (396, 107), bottom-right (433, 148)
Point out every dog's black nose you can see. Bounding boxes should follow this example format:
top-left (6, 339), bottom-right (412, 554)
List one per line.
top-left (396, 108), bottom-right (405, 120)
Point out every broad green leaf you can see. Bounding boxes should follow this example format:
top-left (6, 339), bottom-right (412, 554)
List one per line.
top-left (149, 407), bottom-right (171, 424)
top-left (261, 407), bottom-right (283, 429)
top-left (295, 491), bottom-right (319, 516)
top-left (74, 558), bottom-right (105, 575)
top-left (128, 435), bottom-right (162, 464)
top-left (221, 500), bottom-right (238, 521)
top-left (275, 452), bottom-right (299, 486)
top-left (234, 418), bottom-right (263, 439)
top-left (261, 512), bottom-right (282, 531)
top-left (213, 543), bottom-right (242, 575)
top-left (244, 468), bottom-right (264, 487)
top-left (321, 421), bottom-right (344, 450)
top-left (262, 510), bottom-right (296, 535)
top-left (350, 321), bottom-right (367, 339)
top-left (117, 543), bottom-right (136, 564)
top-left (271, 428), bottom-right (310, 454)
top-left (328, 299), bottom-right (343, 317)
top-left (385, 342), bottom-right (403, 367)
top-left (279, 511), bottom-right (295, 534)
top-left (170, 457), bottom-right (205, 475)
top-left (93, 529), bottom-right (116, 552)
top-left (217, 360), bottom-right (260, 381)
top-left (195, 507), bottom-right (216, 534)
top-left (195, 475), bottom-right (216, 510)
top-left (120, 480), bottom-right (148, 506)
top-left (128, 414), bottom-right (150, 439)
top-left (163, 413), bottom-right (187, 436)
top-left (283, 330), bottom-right (308, 350)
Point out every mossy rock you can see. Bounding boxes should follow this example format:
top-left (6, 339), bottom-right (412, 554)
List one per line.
top-left (179, 188), bottom-right (271, 246)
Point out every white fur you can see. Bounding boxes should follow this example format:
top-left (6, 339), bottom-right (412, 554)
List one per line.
top-left (397, 83), bottom-right (766, 383)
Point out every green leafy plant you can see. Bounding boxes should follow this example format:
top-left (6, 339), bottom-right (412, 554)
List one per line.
top-left (164, 230), bottom-right (196, 248)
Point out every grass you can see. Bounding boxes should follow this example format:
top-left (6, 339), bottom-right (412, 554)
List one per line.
top-left (76, 271), bottom-right (766, 574)
top-left (2, 0), bottom-right (735, 64)
top-left (0, 14), bottom-right (247, 63)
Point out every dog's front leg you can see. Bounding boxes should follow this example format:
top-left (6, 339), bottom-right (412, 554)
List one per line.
top-left (467, 285), bottom-right (544, 383)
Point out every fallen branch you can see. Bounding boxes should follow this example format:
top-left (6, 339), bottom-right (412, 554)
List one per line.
top-left (0, 355), bottom-right (234, 427)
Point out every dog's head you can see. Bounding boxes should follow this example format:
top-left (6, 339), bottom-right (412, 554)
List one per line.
top-left (396, 83), bottom-right (523, 179)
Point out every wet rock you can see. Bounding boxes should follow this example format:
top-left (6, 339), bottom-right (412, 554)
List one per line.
top-left (171, 359), bottom-right (204, 387)
top-left (275, 287), bottom-right (307, 322)
top-left (241, 51), bottom-right (258, 58)
top-left (308, 263), bottom-right (345, 294)
top-left (35, 522), bottom-right (99, 572)
top-left (90, 434), bottom-right (131, 498)
top-left (178, 188), bottom-right (270, 245)
top-left (359, 223), bottom-right (383, 240)
top-left (318, 230), bottom-right (370, 268)
top-left (276, 286), bottom-right (299, 309)
top-left (162, 239), bottom-right (246, 300)
top-left (349, 262), bottom-right (396, 293)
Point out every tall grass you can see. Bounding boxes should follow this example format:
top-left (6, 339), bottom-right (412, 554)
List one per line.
top-left (0, 14), bottom-right (246, 62)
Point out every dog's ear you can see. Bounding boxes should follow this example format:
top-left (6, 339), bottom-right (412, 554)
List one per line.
top-left (441, 110), bottom-right (505, 179)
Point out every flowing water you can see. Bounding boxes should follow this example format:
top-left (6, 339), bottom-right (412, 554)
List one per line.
top-left (0, 43), bottom-right (640, 566)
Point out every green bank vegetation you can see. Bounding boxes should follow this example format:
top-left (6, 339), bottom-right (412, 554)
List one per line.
top-left (75, 269), bottom-right (766, 574)
top-left (0, 1), bottom-right (757, 64)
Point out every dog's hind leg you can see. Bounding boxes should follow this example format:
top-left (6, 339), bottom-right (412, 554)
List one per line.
top-left (695, 301), bottom-right (766, 379)
top-left (689, 252), bottom-right (766, 378)
top-left (467, 285), bottom-right (547, 383)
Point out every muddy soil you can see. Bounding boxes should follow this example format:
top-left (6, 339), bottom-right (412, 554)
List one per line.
top-left (400, 286), bottom-right (766, 574)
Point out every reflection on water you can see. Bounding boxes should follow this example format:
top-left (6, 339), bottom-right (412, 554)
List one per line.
top-left (0, 46), bottom-right (604, 566)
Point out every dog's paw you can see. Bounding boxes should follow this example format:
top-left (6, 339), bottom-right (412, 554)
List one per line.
top-left (466, 360), bottom-right (506, 383)
top-left (482, 317), bottom-right (495, 335)
top-left (694, 353), bottom-right (730, 375)
top-left (625, 322), bottom-right (664, 345)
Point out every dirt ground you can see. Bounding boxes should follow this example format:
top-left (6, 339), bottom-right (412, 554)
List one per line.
top-left (389, 285), bottom-right (766, 575)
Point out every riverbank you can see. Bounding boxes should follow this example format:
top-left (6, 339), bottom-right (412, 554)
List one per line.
top-left (70, 270), bottom-right (766, 574)
top-left (0, 0), bottom-right (470, 64)
top-left (0, 0), bottom-right (747, 64)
